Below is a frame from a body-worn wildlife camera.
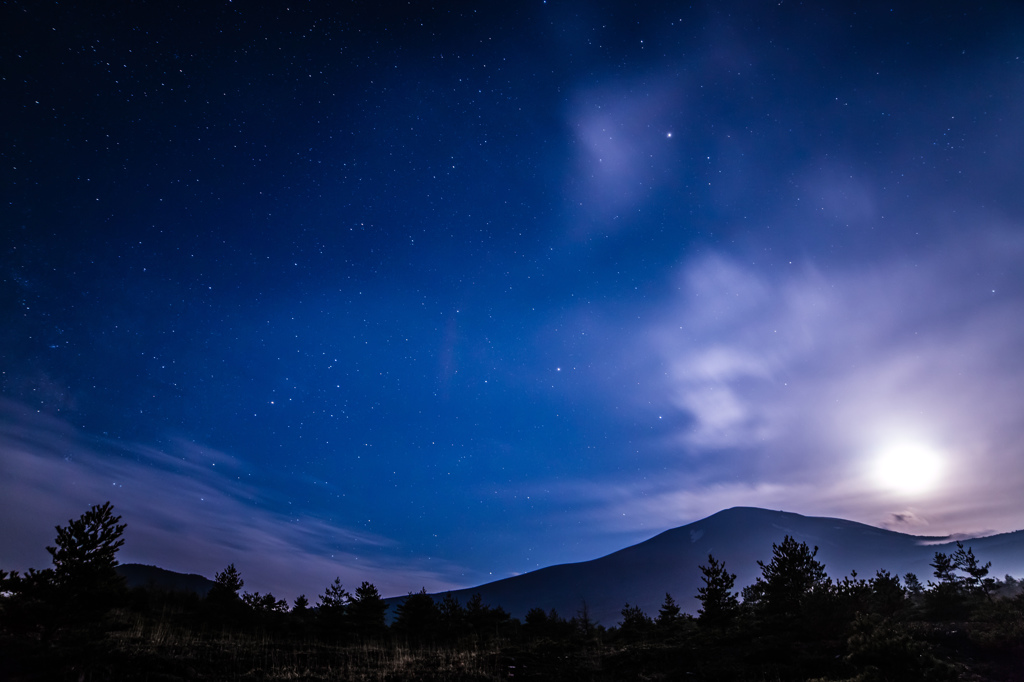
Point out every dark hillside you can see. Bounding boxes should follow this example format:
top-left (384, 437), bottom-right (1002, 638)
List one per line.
top-left (417, 507), bottom-right (1024, 624)
top-left (116, 563), bottom-right (216, 596)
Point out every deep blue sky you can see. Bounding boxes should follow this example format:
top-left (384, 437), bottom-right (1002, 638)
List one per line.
top-left (3, 0), bottom-right (1024, 601)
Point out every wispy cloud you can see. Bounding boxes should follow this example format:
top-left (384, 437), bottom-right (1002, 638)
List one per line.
top-left (0, 399), bottom-right (464, 600)
top-left (562, 76), bottom-right (684, 236)
top-left (549, 228), bottom-right (1024, 541)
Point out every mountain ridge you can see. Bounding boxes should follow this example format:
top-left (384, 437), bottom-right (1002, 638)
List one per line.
top-left (114, 507), bottom-right (1024, 627)
top-left (414, 506), bottom-right (1024, 625)
top-left (115, 563), bottom-right (216, 596)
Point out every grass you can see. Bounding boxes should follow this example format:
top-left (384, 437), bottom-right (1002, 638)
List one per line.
top-left (103, 611), bottom-right (514, 681)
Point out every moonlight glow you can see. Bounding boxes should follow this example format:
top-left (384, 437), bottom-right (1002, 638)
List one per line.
top-left (873, 442), bottom-right (945, 496)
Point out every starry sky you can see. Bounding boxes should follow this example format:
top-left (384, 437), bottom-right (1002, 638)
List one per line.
top-left (3, 0), bottom-right (1024, 602)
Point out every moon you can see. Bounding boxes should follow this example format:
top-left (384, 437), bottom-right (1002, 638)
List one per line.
top-left (872, 441), bottom-right (944, 496)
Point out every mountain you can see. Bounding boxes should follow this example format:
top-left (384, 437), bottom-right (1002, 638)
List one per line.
top-left (410, 507), bottom-right (1024, 626)
top-left (116, 563), bottom-right (216, 596)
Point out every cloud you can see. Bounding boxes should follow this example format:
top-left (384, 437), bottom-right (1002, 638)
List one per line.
top-left (0, 399), bottom-right (464, 600)
top-left (554, 228), bottom-right (1024, 540)
top-left (563, 76), bottom-right (684, 235)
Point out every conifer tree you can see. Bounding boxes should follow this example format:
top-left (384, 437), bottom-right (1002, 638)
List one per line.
top-left (0, 502), bottom-right (127, 662)
top-left (930, 551), bottom-right (958, 586)
top-left (926, 542), bottom-right (995, 618)
top-left (656, 592), bottom-right (682, 626)
top-left (952, 542), bottom-right (996, 599)
top-left (524, 607), bottom-right (548, 630)
top-left (243, 591), bottom-right (288, 613)
top-left (619, 603), bottom-right (653, 641)
top-left (317, 578), bottom-right (351, 637)
top-left (392, 588), bottom-right (440, 645)
top-left (869, 570), bottom-right (908, 616)
top-left (211, 563), bottom-right (244, 598)
top-left (207, 563), bottom-right (247, 623)
top-left (697, 553), bottom-right (739, 626)
top-left (50, 502), bottom-right (127, 637)
top-left (47, 501), bottom-right (126, 604)
top-left (743, 536), bottom-right (827, 618)
top-left (349, 581), bottom-right (388, 639)
top-left (903, 572), bottom-right (923, 597)
top-left (438, 593), bottom-right (467, 640)
top-left (318, 577), bottom-right (351, 611)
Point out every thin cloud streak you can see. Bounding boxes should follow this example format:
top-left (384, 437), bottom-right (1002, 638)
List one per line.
top-left (0, 399), bottom-right (464, 601)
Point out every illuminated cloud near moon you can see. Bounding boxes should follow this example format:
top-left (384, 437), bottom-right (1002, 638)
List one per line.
top-left (587, 230), bottom-right (1024, 535)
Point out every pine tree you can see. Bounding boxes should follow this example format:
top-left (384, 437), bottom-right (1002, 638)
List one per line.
top-left (926, 542), bottom-right (995, 618)
top-left (212, 563), bottom-right (244, 597)
top-left (349, 581), bottom-right (388, 640)
top-left (393, 588), bottom-right (440, 645)
top-left (930, 551), bottom-right (958, 586)
top-left (524, 607), bottom-right (549, 630)
top-left (318, 577), bottom-right (351, 611)
top-left (618, 603), bottom-right (653, 641)
top-left (952, 542), bottom-right (996, 599)
top-left (207, 563), bottom-right (247, 622)
top-left (656, 592), bottom-right (682, 626)
top-left (743, 536), bottom-right (827, 618)
top-left (438, 593), bottom-right (467, 640)
top-left (317, 578), bottom-right (351, 637)
top-left (243, 591), bottom-right (288, 613)
top-left (48, 502), bottom-right (127, 637)
top-left (47, 501), bottom-right (126, 601)
top-left (903, 572), bottom-right (923, 597)
top-left (868, 569), bottom-right (908, 616)
top-left (697, 554), bottom-right (739, 627)
top-left (0, 502), bottom-right (127, 668)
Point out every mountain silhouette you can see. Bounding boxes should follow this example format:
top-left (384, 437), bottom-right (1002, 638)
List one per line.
top-left (412, 507), bottom-right (1024, 625)
top-left (116, 563), bottom-right (216, 596)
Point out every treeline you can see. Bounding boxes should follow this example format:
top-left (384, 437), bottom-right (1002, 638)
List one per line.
top-left (3, 502), bottom-right (1024, 680)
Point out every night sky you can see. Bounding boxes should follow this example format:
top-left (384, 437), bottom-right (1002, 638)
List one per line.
top-left (3, 1), bottom-right (1024, 602)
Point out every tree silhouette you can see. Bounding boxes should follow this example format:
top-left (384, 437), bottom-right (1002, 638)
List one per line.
top-left (317, 577), bottom-right (351, 638)
top-left (438, 592), bottom-right (467, 640)
top-left (392, 588), bottom-right (440, 645)
top-left (743, 535), bottom-right (827, 618)
top-left (926, 542), bottom-right (994, 618)
top-left (573, 601), bottom-right (598, 641)
top-left (47, 502), bottom-right (126, 600)
top-left (524, 607), bottom-right (549, 632)
top-left (207, 563), bottom-right (247, 623)
top-left (524, 607), bottom-right (571, 640)
top-left (0, 567), bottom-right (60, 646)
top-left (318, 577), bottom-right (351, 611)
top-left (697, 553), bottom-right (739, 627)
top-left (49, 502), bottom-right (127, 637)
top-left (242, 591), bottom-right (288, 613)
top-left (868, 570), bottom-right (908, 616)
top-left (618, 603), bottom-right (653, 641)
top-left (212, 563), bottom-right (244, 596)
top-left (951, 542), bottom-right (995, 599)
top-left (464, 592), bottom-right (510, 642)
top-left (656, 592), bottom-right (682, 626)
top-left (903, 572), bottom-right (924, 597)
top-left (0, 501), bottom-right (127, 675)
top-left (930, 551), bottom-right (957, 585)
top-left (348, 581), bottom-right (388, 640)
